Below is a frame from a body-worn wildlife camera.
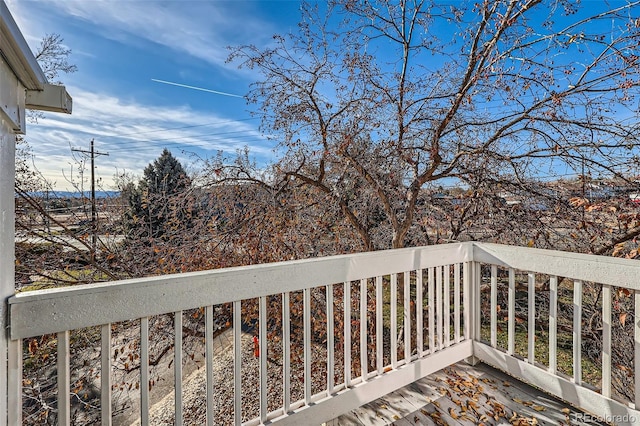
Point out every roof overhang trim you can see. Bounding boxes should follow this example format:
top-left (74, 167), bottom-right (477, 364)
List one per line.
top-left (1, 1), bottom-right (72, 114)
top-left (0, 1), bottom-right (46, 91)
top-left (26, 83), bottom-right (72, 114)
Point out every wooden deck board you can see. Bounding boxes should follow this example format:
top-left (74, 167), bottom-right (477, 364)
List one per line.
top-left (471, 364), bottom-right (574, 424)
top-left (400, 406), bottom-right (438, 426)
top-left (326, 362), bottom-right (608, 425)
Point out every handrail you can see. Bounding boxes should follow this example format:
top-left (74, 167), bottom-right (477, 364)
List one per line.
top-left (9, 242), bottom-right (471, 339)
top-left (473, 242), bottom-right (640, 289)
top-left (13, 242), bottom-right (640, 340)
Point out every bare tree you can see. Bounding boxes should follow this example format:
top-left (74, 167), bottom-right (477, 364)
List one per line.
top-left (227, 0), bottom-right (640, 250)
top-left (34, 33), bottom-right (77, 83)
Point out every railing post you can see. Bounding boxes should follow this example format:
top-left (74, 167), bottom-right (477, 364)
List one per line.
top-left (635, 291), bottom-right (640, 409)
top-left (464, 261), bottom-right (480, 365)
top-left (0, 105), bottom-right (17, 426)
top-left (1, 9), bottom-right (71, 424)
top-left (601, 285), bottom-right (611, 398)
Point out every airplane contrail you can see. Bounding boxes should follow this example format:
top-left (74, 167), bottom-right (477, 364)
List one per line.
top-left (151, 79), bottom-right (243, 98)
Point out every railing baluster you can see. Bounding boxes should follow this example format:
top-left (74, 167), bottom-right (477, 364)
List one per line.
top-left (475, 263), bottom-right (482, 344)
top-left (8, 338), bottom-right (22, 426)
top-left (140, 317), bottom-right (149, 426)
top-left (344, 281), bottom-right (351, 386)
top-left (444, 265), bottom-right (451, 348)
top-left (573, 280), bottom-right (582, 385)
top-left (454, 263), bottom-right (460, 344)
top-left (428, 268), bottom-right (435, 353)
top-left (635, 291), bottom-right (640, 409)
top-left (391, 274), bottom-right (397, 368)
top-left (175, 311), bottom-right (183, 426)
top-left (416, 270), bottom-right (424, 356)
top-left (327, 285), bottom-right (335, 394)
top-left (259, 296), bottom-right (268, 423)
top-left (304, 288), bottom-right (312, 404)
top-left (205, 306), bottom-right (214, 426)
top-left (404, 272), bottom-right (411, 362)
top-left (491, 265), bottom-right (498, 348)
top-left (233, 300), bottom-right (242, 426)
top-left (528, 273), bottom-right (535, 364)
top-left (436, 266), bottom-right (443, 351)
top-left (508, 269), bottom-right (515, 356)
top-left (549, 276), bottom-right (558, 375)
top-left (101, 324), bottom-right (112, 426)
top-left (463, 263), bottom-right (470, 341)
top-left (360, 279), bottom-right (368, 381)
top-left (58, 330), bottom-right (70, 426)
top-left (376, 276), bottom-right (383, 374)
top-left (283, 293), bottom-right (291, 412)
top-left (602, 285), bottom-right (611, 398)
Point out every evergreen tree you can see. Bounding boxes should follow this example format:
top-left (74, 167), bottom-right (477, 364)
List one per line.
top-left (126, 149), bottom-right (192, 240)
top-left (140, 148), bottom-right (190, 197)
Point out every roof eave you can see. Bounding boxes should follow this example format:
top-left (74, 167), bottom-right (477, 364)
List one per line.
top-left (0, 1), bottom-right (46, 91)
top-left (1, 1), bottom-right (72, 114)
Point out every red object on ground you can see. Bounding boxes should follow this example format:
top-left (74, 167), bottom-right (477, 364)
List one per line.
top-left (253, 336), bottom-right (259, 358)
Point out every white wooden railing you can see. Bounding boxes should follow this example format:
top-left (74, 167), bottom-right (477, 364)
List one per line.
top-left (7, 242), bottom-right (640, 425)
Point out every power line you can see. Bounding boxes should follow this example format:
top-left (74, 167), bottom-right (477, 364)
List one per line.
top-left (99, 117), bottom-right (259, 139)
top-left (104, 129), bottom-right (266, 149)
top-left (71, 139), bottom-right (109, 261)
top-left (106, 137), bottom-right (274, 154)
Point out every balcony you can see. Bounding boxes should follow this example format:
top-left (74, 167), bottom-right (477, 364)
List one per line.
top-left (7, 242), bottom-right (640, 425)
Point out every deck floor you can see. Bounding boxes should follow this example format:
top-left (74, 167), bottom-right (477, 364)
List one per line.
top-left (326, 362), bottom-right (607, 425)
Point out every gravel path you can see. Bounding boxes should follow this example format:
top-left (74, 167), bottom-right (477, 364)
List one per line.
top-left (127, 329), bottom-right (339, 425)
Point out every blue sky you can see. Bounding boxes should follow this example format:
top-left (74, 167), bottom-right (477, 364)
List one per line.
top-left (7, 0), bottom-right (303, 191)
top-left (9, 1), bottom-right (640, 191)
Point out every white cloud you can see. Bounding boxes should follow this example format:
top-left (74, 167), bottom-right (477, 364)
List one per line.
top-left (10, 0), bottom-right (277, 68)
top-left (5, 0), bottom-right (290, 191)
top-left (25, 87), bottom-right (274, 190)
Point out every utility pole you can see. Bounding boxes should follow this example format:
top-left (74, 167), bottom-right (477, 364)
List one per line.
top-left (71, 139), bottom-right (109, 261)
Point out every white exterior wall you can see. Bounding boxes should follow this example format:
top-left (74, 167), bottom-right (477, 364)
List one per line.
top-left (1, 12), bottom-right (28, 426)
top-left (0, 3), bottom-right (71, 424)
top-left (0, 72), bottom-right (17, 426)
